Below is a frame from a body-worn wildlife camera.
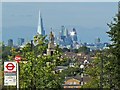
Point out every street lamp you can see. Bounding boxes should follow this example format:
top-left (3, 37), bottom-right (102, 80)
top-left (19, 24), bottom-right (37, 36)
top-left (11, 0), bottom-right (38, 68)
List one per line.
top-left (80, 64), bottom-right (84, 86)
top-left (84, 60), bottom-right (88, 65)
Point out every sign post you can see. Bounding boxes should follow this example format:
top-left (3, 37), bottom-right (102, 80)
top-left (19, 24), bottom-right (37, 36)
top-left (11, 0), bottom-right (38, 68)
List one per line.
top-left (17, 63), bottom-right (19, 90)
top-left (4, 62), bottom-right (16, 86)
top-left (15, 55), bottom-right (21, 90)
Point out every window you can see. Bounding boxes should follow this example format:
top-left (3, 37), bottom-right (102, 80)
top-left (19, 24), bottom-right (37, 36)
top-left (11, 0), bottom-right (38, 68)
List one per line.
top-left (74, 82), bottom-right (76, 84)
top-left (51, 51), bottom-right (53, 56)
top-left (73, 86), bottom-right (77, 88)
top-left (69, 82), bottom-right (72, 85)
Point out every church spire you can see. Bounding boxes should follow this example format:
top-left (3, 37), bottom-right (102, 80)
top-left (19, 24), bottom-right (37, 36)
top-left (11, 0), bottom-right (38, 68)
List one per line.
top-left (37, 10), bottom-right (45, 35)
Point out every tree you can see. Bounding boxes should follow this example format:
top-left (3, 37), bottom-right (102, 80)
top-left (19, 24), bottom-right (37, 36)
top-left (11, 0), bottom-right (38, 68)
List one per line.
top-left (78, 46), bottom-right (90, 54)
top-left (83, 2), bottom-right (120, 89)
top-left (2, 44), bottom-right (12, 61)
top-left (83, 50), bottom-right (112, 88)
top-left (82, 52), bottom-right (101, 88)
top-left (8, 34), bottom-right (66, 89)
top-left (106, 5), bottom-right (120, 89)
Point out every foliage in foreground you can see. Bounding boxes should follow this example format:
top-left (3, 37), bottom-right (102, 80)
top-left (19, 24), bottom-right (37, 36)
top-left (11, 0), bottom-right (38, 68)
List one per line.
top-left (83, 7), bottom-right (120, 89)
top-left (8, 34), bottom-right (66, 89)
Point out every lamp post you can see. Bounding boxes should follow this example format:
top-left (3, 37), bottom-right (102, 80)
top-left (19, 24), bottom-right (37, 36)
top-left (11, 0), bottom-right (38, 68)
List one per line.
top-left (84, 59), bottom-right (89, 65)
top-left (80, 64), bottom-right (84, 87)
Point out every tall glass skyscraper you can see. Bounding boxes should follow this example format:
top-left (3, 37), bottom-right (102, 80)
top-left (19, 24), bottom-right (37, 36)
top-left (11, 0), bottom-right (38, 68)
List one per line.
top-left (18, 38), bottom-right (24, 46)
top-left (58, 26), bottom-right (79, 48)
top-left (70, 28), bottom-right (78, 42)
top-left (37, 10), bottom-right (45, 36)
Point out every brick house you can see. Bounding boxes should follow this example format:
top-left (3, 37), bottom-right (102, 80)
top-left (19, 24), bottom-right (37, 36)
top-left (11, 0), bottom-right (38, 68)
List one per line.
top-left (63, 77), bottom-right (81, 88)
top-left (63, 75), bottom-right (90, 88)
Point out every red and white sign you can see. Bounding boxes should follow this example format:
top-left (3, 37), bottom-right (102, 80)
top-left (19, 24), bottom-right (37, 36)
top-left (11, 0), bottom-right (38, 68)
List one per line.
top-left (15, 55), bottom-right (21, 63)
top-left (4, 62), bottom-right (16, 73)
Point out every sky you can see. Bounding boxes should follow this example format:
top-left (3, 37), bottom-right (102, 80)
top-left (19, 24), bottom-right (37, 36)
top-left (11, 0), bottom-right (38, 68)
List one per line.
top-left (2, 2), bottom-right (118, 45)
top-left (1, 0), bottom-right (120, 2)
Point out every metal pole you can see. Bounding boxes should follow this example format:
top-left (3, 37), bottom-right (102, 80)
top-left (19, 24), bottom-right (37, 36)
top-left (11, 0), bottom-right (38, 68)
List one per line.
top-left (1, 58), bottom-right (3, 89)
top-left (17, 62), bottom-right (19, 90)
top-left (81, 68), bottom-right (84, 86)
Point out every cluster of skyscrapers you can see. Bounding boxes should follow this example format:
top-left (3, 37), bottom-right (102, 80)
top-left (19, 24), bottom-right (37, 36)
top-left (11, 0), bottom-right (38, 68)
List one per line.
top-left (8, 38), bottom-right (24, 47)
top-left (57, 26), bottom-right (79, 49)
top-left (36, 10), bottom-right (79, 49)
top-left (6, 10), bottom-right (109, 51)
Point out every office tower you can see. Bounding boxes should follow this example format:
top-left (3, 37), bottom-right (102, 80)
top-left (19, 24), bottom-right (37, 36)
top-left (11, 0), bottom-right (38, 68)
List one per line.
top-left (61, 26), bottom-right (68, 37)
top-left (70, 28), bottom-right (78, 42)
top-left (60, 26), bottom-right (66, 40)
top-left (64, 28), bottom-right (69, 37)
top-left (95, 37), bottom-right (100, 44)
top-left (37, 10), bottom-right (45, 36)
top-left (61, 26), bottom-right (65, 36)
top-left (8, 39), bottom-right (13, 47)
top-left (18, 38), bottom-right (24, 46)
top-left (65, 35), bottom-right (73, 46)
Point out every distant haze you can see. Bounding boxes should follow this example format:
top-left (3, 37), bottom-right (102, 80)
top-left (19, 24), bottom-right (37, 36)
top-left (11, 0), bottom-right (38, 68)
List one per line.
top-left (2, 2), bottom-right (118, 45)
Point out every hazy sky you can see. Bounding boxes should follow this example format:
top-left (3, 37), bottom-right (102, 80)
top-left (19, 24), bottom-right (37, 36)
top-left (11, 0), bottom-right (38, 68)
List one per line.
top-left (0, 2), bottom-right (2, 42)
top-left (1, 0), bottom-right (119, 2)
top-left (2, 2), bottom-right (118, 45)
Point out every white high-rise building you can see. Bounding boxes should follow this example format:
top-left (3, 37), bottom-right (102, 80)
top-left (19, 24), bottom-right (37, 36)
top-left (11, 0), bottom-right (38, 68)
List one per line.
top-left (37, 10), bottom-right (45, 36)
top-left (70, 28), bottom-right (78, 42)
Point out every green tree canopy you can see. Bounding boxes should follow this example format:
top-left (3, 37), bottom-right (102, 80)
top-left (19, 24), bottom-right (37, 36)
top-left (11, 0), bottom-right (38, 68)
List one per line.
top-left (106, 9), bottom-right (120, 89)
top-left (8, 34), bottom-right (67, 89)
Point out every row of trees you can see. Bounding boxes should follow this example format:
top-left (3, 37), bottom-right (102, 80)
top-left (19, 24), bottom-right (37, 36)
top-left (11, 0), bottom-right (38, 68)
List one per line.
top-left (83, 5), bottom-right (120, 89)
top-left (2, 34), bottom-right (84, 89)
top-left (1, 34), bottom-right (88, 89)
top-left (2, 35), bottom-right (68, 89)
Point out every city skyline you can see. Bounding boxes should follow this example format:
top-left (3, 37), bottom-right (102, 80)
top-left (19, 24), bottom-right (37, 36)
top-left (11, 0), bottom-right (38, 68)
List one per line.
top-left (2, 2), bottom-right (118, 45)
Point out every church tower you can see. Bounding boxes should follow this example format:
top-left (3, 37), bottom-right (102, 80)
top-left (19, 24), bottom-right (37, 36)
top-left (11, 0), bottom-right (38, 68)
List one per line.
top-left (47, 31), bottom-right (55, 56)
top-left (37, 10), bottom-right (45, 36)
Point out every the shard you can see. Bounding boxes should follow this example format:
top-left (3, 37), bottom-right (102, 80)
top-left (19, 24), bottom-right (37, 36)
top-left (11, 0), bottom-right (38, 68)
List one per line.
top-left (37, 10), bottom-right (45, 36)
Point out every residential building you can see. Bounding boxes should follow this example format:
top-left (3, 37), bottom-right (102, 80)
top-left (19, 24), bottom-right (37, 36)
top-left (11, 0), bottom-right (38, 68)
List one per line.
top-left (63, 75), bottom-right (90, 88)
